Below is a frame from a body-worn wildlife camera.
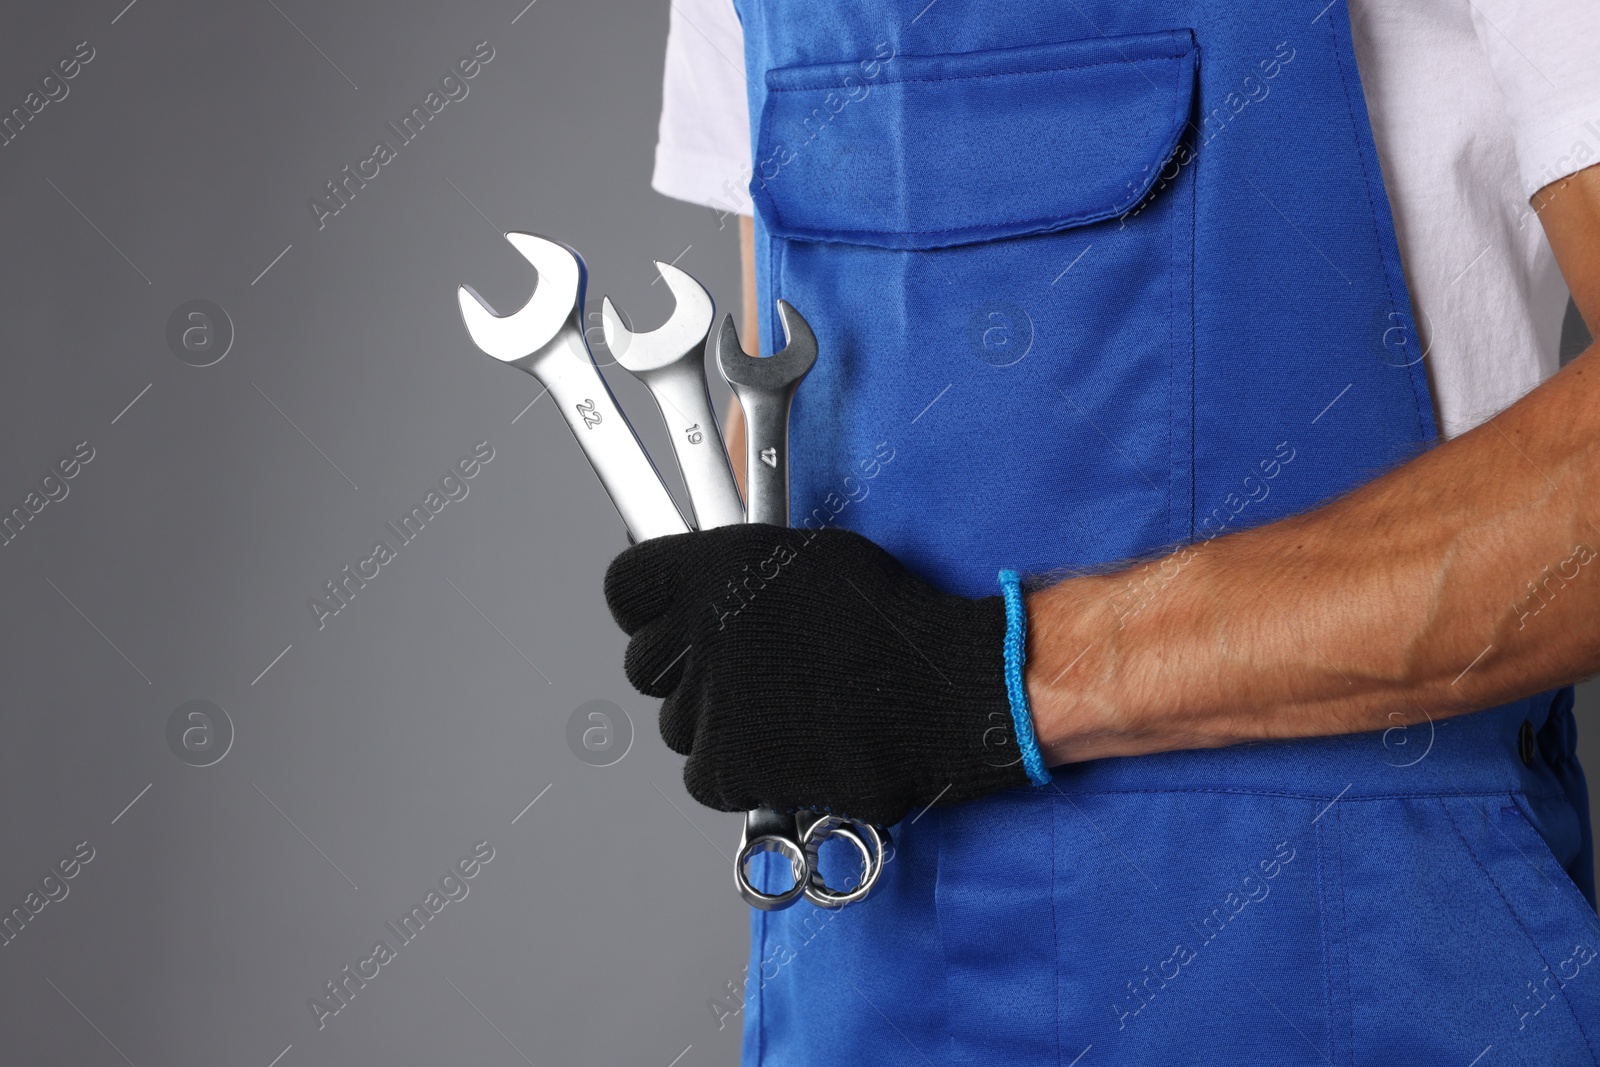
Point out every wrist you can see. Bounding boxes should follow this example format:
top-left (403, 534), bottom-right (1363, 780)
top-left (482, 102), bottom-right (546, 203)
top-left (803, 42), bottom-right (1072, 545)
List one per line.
top-left (1023, 573), bottom-right (1144, 765)
top-left (1022, 545), bottom-right (1249, 764)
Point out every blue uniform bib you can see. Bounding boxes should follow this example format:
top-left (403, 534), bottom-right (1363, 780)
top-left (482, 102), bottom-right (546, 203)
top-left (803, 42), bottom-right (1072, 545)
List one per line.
top-left (731, 2), bottom-right (1600, 1062)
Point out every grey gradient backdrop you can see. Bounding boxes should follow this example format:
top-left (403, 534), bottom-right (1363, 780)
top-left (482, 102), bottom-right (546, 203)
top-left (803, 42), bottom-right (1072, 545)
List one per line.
top-left (0, 2), bottom-right (748, 1065)
top-left (0, 3), bottom-right (1595, 1066)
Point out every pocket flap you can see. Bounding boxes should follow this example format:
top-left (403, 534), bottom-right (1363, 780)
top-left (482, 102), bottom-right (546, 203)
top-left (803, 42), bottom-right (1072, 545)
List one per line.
top-left (752, 30), bottom-right (1197, 250)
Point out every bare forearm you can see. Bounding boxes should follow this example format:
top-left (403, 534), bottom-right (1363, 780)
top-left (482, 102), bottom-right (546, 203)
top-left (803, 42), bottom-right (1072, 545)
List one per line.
top-left (1027, 339), bottom-right (1600, 763)
top-left (1026, 164), bottom-right (1600, 763)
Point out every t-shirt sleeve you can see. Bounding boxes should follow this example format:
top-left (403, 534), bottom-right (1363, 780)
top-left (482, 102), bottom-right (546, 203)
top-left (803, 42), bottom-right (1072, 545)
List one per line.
top-left (1469, 0), bottom-right (1600, 198)
top-left (652, 0), bottom-right (754, 215)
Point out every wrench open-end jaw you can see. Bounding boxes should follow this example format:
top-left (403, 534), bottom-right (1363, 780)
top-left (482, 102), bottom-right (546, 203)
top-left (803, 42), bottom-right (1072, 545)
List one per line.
top-left (457, 232), bottom-right (687, 542)
top-left (603, 264), bottom-right (744, 530)
top-left (457, 232), bottom-right (583, 369)
top-left (602, 262), bottom-right (713, 374)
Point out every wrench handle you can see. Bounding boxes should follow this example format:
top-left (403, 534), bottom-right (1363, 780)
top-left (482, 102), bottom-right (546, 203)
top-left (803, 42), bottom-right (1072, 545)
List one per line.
top-left (530, 318), bottom-right (689, 541)
top-left (636, 356), bottom-right (745, 531)
top-left (730, 383), bottom-right (796, 528)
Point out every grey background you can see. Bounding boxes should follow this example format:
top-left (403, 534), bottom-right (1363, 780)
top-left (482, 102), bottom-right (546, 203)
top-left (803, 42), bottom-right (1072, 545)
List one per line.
top-left (0, 3), bottom-right (1594, 1066)
top-left (0, 2), bottom-right (748, 1065)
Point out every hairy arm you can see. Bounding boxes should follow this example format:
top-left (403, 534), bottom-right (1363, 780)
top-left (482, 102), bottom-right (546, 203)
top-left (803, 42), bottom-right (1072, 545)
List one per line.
top-left (1027, 163), bottom-right (1600, 763)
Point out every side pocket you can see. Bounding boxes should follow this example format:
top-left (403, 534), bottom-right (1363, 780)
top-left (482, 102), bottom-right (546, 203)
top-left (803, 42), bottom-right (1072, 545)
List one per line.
top-left (1338, 795), bottom-right (1600, 1061)
top-left (1504, 792), bottom-right (1598, 926)
top-left (1443, 795), bottom-right (1600, 1051)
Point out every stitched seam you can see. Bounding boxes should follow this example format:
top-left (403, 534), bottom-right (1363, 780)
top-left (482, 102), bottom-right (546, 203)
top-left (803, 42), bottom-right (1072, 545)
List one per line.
top-left (1442, 796), bottom-right (1600, 1064)
top-left (1336, 807), bottom-right (1354, 1067)
top-left (1050, 803), bottom-right (1061, 1066)
top-left (767, 51), bottom-right (1191, 93)
top-left (1316, 816), bottom-right (1335, 1066)
top-left (932, 811), bottom-right (955, 1062)
top-left (1503, 799), bottom-right (1600, 937)
top-left (756, 59), bottom-right (1193, 238)
top-left (765, 200), bottom-right (1151, 239)
top-left (753, 906), bottom-right (766, 1066)
top-left (1166, 52), bottom-right (1178, 546)
top-left (1323, 5), bottom-right (1432, 448)
top-left (1186, 57), bottom-right (1198, 543)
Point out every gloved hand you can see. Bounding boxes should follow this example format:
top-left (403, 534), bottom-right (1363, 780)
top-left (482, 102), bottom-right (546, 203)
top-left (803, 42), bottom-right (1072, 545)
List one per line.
top-left (604, 524), bottom-right (1033, 827)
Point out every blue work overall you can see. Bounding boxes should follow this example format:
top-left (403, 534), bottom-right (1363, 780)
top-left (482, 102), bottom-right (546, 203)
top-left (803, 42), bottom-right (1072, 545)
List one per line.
top-left (731, 1), bottom-right (1600, 1063)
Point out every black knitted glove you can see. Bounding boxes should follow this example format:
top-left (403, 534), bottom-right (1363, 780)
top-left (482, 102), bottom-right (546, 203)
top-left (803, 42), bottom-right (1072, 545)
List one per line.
top-left (604, 524), bottom-right (1032, 827)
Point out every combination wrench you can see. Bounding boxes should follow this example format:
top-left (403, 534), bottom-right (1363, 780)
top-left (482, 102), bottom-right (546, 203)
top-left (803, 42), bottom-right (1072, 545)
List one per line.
top-left (715, 308), bottom-right (887, 909)
top-left (602, 264), bottom-right (743, 531)
top-left (456, 232), bottom-right (688, 542)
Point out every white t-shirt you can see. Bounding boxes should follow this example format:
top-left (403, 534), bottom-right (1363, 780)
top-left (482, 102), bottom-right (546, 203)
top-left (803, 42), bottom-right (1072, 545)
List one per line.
top-left (652, 0), bottom-right (1600, 440)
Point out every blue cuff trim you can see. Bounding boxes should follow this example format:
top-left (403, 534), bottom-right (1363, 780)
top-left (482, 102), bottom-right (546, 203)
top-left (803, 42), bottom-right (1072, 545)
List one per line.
top-left (998, 569), bottom-right (1051, 786)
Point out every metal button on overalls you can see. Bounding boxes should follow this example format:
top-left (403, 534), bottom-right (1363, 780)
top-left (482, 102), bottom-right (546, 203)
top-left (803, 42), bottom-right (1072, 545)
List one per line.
top-left (732, 2), bottom-right (1599, 1062)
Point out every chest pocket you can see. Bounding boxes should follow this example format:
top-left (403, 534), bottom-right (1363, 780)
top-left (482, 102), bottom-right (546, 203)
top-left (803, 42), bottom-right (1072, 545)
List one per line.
top-left (753, 30), bottom-right (1201, 592)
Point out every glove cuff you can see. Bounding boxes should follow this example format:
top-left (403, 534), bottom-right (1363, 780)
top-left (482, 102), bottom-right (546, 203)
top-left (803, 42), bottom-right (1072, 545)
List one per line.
top-left (998, 569), bottom-right (1052, 786)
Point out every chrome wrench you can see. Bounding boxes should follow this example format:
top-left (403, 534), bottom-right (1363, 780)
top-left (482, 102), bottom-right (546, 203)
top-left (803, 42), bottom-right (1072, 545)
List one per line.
top-left (716, 306), bottom-right (887, 910)
top-left (602, 264), bottom-right (744, 530)
top-left (456, 232), bottom-right (688, 541)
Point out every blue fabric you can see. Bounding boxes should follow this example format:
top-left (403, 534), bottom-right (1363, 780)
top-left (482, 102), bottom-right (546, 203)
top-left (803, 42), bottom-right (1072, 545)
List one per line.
top-left (997, 568), bottom-right (1050, 786)
top-left (752, 32), bottom-right (1198, 250)
top-left (731, 1), bottom-right (1600, 1062)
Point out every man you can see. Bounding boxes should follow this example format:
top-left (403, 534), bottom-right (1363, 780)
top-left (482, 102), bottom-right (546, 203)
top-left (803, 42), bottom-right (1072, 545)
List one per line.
top-left (607, 0), bottom-right (1600, 1061)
